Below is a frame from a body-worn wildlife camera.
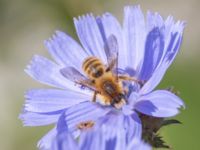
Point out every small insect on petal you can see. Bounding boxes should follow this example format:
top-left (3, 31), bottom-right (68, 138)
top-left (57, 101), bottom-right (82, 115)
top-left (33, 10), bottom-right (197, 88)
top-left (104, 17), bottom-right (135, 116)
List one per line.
top-left (77, 121), bottom-right (95, 130)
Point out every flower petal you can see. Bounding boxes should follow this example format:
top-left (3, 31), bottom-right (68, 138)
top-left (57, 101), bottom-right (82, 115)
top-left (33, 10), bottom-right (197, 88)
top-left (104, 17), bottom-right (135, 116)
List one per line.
top-left (138, 11), bottom-right (165, 80)
top-left (74, 14), bottom-right (107, 62)
top-left (50, 132), bottom-right (79, 150)
top-left (139, 27), bottom-right (165, 80)
top-left (45, 31), bottom-right (88, 72)
top-left (140, 62), bottom-right (169, 94)
top-left (52, 132), bottom-right (78, 150)
top-left (135, 90), bottom-right (185, 117)
top-left (65, 102), bottom-right (110, 133)
top-left (79, 128), bottom-right (105, 150)
top-left (123, 5), bottom-right (146, 71)
top-left (52, 113), bottom-right (79, 150)
top-left (124, 113), bottom-right (142, 143)
top-left (25, 55), bottom-right (79, 90)
top-left (96, 13), bottom-right (124, 68)
top-left (37, 128), bottom-right (57, 150)
top-left (100, 115), bottom-right (126, 150)
top-left (128, 91), bottom-right (140, 106)
top-left (19, 111), bottom-right (60, 126)
top-left (140, 21), bottom-right (185, 94)
top-left (146, 11), bottom-right (164, 32)
top-left (24, 89), bottom-right (92, 113)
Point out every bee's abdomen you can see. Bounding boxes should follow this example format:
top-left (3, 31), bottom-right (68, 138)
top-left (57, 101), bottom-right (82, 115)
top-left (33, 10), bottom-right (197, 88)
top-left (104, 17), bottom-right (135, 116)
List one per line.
top-left (82, 57), bottom-right (104, 78)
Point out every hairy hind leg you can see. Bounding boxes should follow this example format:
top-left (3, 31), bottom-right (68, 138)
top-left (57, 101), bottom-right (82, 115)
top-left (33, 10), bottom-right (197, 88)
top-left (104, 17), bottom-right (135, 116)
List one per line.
top-left (92, 91), bottom-right (98, 102)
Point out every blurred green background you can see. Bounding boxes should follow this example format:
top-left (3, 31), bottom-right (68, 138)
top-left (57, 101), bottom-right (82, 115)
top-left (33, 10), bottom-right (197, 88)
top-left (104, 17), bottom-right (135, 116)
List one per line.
top-left (0, 0), bottom-right (199, 149)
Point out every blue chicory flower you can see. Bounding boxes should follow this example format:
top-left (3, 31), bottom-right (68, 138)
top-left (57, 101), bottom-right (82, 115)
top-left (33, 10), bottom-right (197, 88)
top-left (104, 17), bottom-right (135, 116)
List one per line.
top-left (19, 5), bottom-right (185, 150)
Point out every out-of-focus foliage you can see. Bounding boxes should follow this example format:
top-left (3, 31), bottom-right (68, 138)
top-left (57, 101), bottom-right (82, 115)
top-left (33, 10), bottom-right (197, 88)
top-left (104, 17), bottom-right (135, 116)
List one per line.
top-left (0, 0), bottom-right (199, 150)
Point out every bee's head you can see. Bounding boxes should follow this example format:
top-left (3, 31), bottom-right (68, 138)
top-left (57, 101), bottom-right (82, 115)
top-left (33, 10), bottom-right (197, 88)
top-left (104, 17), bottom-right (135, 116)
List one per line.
top-left (111, 93), bottom-right (126, 109)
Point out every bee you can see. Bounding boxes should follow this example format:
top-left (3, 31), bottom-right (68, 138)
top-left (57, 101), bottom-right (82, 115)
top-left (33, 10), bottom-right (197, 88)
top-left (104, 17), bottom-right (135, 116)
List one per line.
top-left (60, 35), bottom-right (139, 109)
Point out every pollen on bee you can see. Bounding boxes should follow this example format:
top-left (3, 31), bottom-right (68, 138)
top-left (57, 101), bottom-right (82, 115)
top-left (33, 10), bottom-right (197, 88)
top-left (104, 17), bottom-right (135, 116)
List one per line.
top-left (77, 121), bottom-right (95, 130)
top-left (96, 94), bottom-right (111, 106)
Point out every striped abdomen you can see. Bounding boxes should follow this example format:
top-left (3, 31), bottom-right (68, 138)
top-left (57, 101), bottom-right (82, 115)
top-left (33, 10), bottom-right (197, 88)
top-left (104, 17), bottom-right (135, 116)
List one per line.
top-left (82, 57), bottom-right (105, 79)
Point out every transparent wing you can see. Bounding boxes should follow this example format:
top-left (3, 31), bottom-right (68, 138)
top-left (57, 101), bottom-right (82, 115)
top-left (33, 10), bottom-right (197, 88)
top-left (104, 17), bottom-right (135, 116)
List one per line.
top-left (60, 67), bottom-right (87, 82)
top-left (60, 67), bottom-right (97, 92)
top-left (104, 34), bottom-right (118, 71)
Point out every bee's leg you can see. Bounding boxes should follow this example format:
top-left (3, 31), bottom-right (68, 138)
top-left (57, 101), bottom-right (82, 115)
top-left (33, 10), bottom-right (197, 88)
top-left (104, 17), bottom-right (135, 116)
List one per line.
top-left (118, 75), bottom-right (139, 82)
top-left (75, 79), bottom-right (95, 91)
top-left (123, 86), bottom-right (129, 95)
top-left (118, 75), bottom-right (145, 86)
top-left (92, 91), bottom-right (98, 102)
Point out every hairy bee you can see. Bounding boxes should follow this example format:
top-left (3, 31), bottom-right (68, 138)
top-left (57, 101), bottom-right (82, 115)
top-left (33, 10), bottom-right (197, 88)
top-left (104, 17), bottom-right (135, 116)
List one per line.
top-left (60, 35), bottom-right (138, 109)
top-left (81, 56), bottom-right (126, 108)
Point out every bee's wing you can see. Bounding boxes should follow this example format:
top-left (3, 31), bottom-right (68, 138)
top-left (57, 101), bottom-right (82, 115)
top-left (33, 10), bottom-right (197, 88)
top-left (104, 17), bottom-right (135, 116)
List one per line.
top-left (104, 34), bottom-right (118, 71)
top-left (60, 67), bottom-right (87, 82)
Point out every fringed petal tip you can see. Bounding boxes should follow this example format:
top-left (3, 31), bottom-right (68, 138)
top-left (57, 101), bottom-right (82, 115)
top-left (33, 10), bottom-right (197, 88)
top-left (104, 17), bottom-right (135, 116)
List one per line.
top-left (73, 12), bottom-right (108, 62)
top-left (23, 88), bottom-right (91, 113)
top-left (19, 111), bottom-right (59, 127)
top-left (124, 5), bottom-right (141, 11)
top-left (24, 54), bottom-right (85, 91)
top-left (24, 55), bottom-right (41, 75)
top-left (73, 13), bottom-right (95, 21)
top-left (44, 29), bottom-right (87, 71)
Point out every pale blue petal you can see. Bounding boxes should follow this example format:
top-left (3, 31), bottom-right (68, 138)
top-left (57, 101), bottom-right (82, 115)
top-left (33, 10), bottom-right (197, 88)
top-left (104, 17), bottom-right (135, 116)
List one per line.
top-left (113, 129), bottom-right (126, 150)
top-left (79, 128), bottom-right (105, 150)
top-left (127, 92), bottom-right (140, 106)
top-left (123, 5), bottom-right (146, 71)
top-left (140, 21), bottom-right (185, 94)
top-left (162, 16), bottom-right (175, 60)
top-left (81, 113), bottom-right (142, 150)
top-left (74, 14), bottom-right (107, 63)
top-left (139, 10), bottom-right (165, 80)
top-left (38, 128), bottom-right (57, 150)
top-left (19, 111), bottom-right (59, 126)
top-left (100, 115), bottom-right (126, 150)
top-left (25, 89), bottom-right (92, 113)
top-left (45, 31), bottom-right (88, 71)
top-left (52, 114), bottom-right (79, 150)
top-left (122, 105), bottom-right (134, 116)
top-left (135, 90), bottom-right (185, 117)
top-left (140, 62), bottom-right (169, 94)
top-left (52, 132), bottom-right (78, 150)
top-left (25, 55), bottom-right (80, 90)
top-left (124, 113), bottom-right (142, 143)
top-left (49, 132), bottom-right (79, 150)
top-left (146, 11), bottom-right (164, 31)
top-left (96, 13), bottom-right (124, 68)
top-left (65, 102), bottom-right (110, 133)
top-left (139, 27), bottom-right (165, 80)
